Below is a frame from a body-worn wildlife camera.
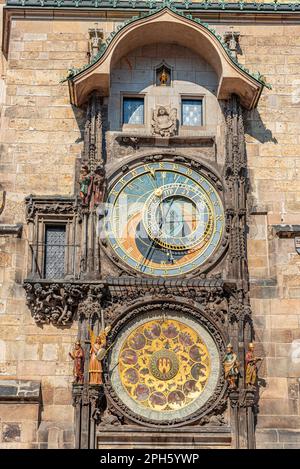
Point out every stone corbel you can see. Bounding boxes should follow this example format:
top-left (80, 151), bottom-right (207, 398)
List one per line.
top-left (0, 224), bottom-right (23, 238)
top-left (24, 281), bottom-right (86, 325)
top-left (23, 281), bottom-right (109, 326)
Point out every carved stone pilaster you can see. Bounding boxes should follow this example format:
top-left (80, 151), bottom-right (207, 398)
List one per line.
top-left (72, 384), bottom-right (104, 449)
top-left (82, 92), bottom-right (105, 172)
top-left (225, 95), bottom-right (247, 285)
top-left (78, 92), bottom-right (108, 278)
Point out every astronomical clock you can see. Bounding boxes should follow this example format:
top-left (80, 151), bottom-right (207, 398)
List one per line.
top-left (22, 5), bottom-right (263, 451)
top-left (100, 157), bottom-right (229, 431)
top-left (109, 313), bottom-right (220, 425)
top-left (99, 157), bottom-right (230, 430)
top-left (43, 31), bottom-right (256, 446)
top-left (105, 161), bottom-right (225, 277)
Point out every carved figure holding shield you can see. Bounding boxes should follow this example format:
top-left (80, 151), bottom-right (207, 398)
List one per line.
top-left (89, 326), bottom-right (111, 385)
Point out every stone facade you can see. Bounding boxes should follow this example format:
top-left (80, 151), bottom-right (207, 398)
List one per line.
top-left (0, 1), bottom-right (299, 449)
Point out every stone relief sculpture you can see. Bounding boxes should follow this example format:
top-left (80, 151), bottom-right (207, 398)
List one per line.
top-left (151, 105), bottom-right (177, 137)
top-left (223, 343), bottom-right (239, 389)
top-left (69, 341), bottom-right (84, 384)
top-left (79, 165), bottom-right (93, 206)
top-left (245, 342), bottom-right (262, 388)
top-left (91, 165), bottom-right (106, 208)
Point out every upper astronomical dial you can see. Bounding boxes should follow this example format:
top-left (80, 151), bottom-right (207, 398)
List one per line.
top-left (105, 161), bottom-right (224, 277)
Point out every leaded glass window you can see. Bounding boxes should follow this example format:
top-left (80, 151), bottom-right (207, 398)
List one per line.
top-left (181, 99), bottom-right (203, 126)
top-left (44, 225), bottom-right (66, 279)
top-left (123, 97), bottom-right (144, 124)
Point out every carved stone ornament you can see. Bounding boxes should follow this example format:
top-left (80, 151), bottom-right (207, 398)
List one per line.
top-left (72, 383), bottom-right (104, 408)
top-left (104, 282), bottom-right (231, 328)
top-left (151, 105), bottom-right (177, 137)
top-left (77, 284), bottom-right (106, 321)
top-left (23, 282), bottom-right (85, 325)
top-left (25, 195), bottom-right (81, 223)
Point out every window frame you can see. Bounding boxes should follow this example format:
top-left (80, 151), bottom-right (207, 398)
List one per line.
top-left (180, 95), bottom-right (205, 129)
top-left (43, 223), bottom-right (67, 280)
top-left (121, 93), bottom-right (146, 129)
top-left (25, 197), bottom-right (81, 281)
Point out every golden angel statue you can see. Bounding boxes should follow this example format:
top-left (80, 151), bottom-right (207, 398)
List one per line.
top-left (88, 326), bottom-right (111, 385)
top-left (151, 105), bottom-right (177, 137)
top-left (159, 68), bottom-right (169, 86)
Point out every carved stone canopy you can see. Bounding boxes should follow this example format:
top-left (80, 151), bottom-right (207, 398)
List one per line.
top-left (68, 8), bottom-right (264, 109)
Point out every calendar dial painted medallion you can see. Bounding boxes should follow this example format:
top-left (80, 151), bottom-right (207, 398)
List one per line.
top-left (105, 162), bottom-right (224, 277)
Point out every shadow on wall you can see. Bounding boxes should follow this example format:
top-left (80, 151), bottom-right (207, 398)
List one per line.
top-left (72, 105), bottom-right (86, 144)
top-left (244, 108), bottom-right (277, 144)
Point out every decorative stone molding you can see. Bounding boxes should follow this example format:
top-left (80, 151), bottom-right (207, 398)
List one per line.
top-left (0, 379), bottom-right (41, 403)
top-left (25, 195), bottom-right (81, 223)
top-left (23, 280), bottom-right (111, 325)
top-left (116, 134), bottom-right (215, 150)
top-left (0, 224), bottom-right (23, 238)
top-left (272, 224), bottom-right (300, 238)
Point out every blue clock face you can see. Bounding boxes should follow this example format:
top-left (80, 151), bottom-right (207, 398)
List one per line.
top-left (105, 162), bottom-right (224, 277)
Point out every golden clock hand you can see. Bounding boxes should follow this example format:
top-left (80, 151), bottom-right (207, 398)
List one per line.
top-left (149, 168), bottom-right (156, 179)
top-left (141, 197), bottom-right (176, 271)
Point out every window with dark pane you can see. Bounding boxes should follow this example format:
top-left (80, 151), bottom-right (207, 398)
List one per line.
top-left (181, 99), bottom-right (203, 126)
top-left (44, 225), bottom-right (66, 279)
top-left (123, 97), bottom-right (144, 124)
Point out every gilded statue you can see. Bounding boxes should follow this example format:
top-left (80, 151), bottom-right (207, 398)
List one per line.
top-left (159, 68), bottom-right (169, 86)
top-left (245, 342), bottom-right (262, 388)
top-left (69, 341), bottom-right (84, 384)
top-left (223, 343), bottom-right (239, 389)
top-left (151, 105), bottom-right (177, 137)
top-left (88, 326), bottom-right (111, 385)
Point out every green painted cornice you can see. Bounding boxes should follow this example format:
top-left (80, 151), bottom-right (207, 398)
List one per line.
top-left (5, 1), bottom-right (300, 14)
top-left (64, 5), bottom-right (271, 90)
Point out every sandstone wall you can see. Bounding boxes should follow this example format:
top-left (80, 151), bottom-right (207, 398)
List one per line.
top-left (0, 12), bottom-right (299, 449)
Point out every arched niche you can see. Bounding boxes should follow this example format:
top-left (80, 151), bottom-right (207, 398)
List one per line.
top-left (68, 8), bottom-right (264, 109)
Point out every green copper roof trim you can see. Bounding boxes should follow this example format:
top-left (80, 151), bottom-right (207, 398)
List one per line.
top-left (64, 5), bottom-right (271, 89)
top-left (6, 1), bottom-right (300, 13)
